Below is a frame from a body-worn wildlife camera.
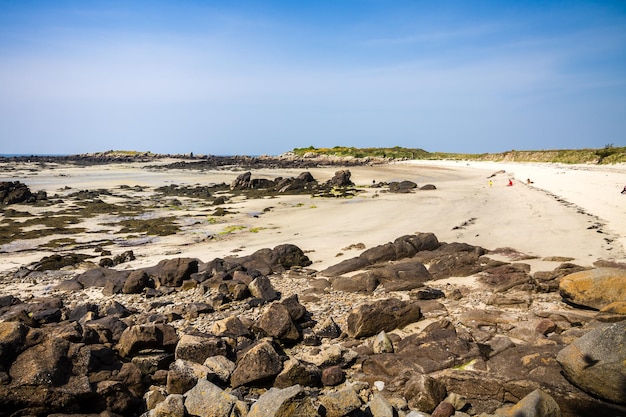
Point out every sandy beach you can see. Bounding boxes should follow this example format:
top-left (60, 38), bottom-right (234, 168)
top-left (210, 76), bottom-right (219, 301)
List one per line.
top-left (1, 158), bottom-right (625, 275)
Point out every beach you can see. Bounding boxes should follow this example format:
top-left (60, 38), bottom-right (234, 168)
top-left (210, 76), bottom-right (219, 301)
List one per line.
top-left (1, 158), bottom-right (624, 275)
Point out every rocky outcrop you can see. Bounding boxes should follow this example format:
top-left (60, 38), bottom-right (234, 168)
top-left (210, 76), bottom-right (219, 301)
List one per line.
top-left (322, 233), bottom-right (440, 277)
top-left (0, 181), bottom-right (46, 205)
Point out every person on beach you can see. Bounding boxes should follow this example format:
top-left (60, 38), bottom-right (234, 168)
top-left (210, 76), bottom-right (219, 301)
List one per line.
top-left (622, 185), bottom-right (626, 194)
top-left (508, 179), bottom-right (513, 186)
top-left (489, 180), bottom-right (493, 187)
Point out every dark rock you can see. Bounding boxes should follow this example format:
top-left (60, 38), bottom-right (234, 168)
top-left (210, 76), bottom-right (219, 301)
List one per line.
top-left (33, 253), bottom-right (93, 271)
top-left (281, 294), bottom-right (307, 321)
top-left (331, 273), bottom-right (379, 293)
top-left (230, 340), bottom-right (283, 387)
top-left (236, 244), bottom-right (312, 275)
top-left (314, 317), bottom-right (342, 339)
top-left (321, 365), bottom-right (345, 386)
top-left (116, 324), bottom-right (178, 358)
top-left (122, 270), bottom-right (150, 294)
top-left (326, 169), bottom-right (354, 187)
top-left (147, 258), bottom-right (198, 287)
top-left (256, 303), bottom-right (301, 342)
top-left (0, 322), bottom-right (28, 366)
top-left (75, 268), bottom-right (130, 288)
top-left (0, 181), bottom-right (39, 205)
top-left (346, 298), bottom-right (421, 338)
top-left (388, 180), bottom-right (417, 193)
top-left (431, 401), bottom-right (455, 417)
top-left (322, 233), bottom-right (440, 277)
top-left (353, 260), bottom-right (431, 292)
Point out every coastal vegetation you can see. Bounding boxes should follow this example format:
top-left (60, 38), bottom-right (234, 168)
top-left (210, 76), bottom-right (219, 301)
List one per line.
top-left (292, 144), bottom-right (626, 164)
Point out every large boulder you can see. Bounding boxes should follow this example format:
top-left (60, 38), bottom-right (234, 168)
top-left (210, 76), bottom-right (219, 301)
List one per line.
top-left (557, 321), bottom-right (626, 404)
top-left (230, 340), bottom-right (283, 388)
top-left (148, 258), bottom-right (198, 287)
top-left (174, 334), bottom-right (228, 364)
top-left (256, 303), bottom-right (301, 342)
top-left (326, 170), bottom-right (353, 187)
top-left (183, 378), bottom-right (242, 417)
top-left (117, 324), bottom-right (179, 358)
top-left (346, 298), bottom-right (422, 338)
top-left (559, 268), bottom-right (626, 310)
top-left (504, 389), bottom-right (561, 417)
top-left (247, 384), bottom-right (318, 417)
top-left (236, 244), bottom-right (312, 275)
top-left (0, 181), bottom-right (39, 205)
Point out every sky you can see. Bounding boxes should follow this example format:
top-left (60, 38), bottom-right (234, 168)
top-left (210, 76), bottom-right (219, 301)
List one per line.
top-left (0, 1), bottom-right (625, 156)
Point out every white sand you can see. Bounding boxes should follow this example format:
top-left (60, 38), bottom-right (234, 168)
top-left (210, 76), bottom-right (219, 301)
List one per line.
top-left (1, 159), bottom-right (625, 275)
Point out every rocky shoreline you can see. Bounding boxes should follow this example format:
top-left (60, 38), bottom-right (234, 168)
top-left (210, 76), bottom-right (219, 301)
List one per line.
top-left (1, 231), bottom-right (625, 417)
top-left (0, 151), bottom-right (385, 169)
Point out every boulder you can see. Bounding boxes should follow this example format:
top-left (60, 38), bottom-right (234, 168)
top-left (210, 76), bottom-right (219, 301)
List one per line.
top-left (504, 389), bottom-right (561, 417)
top-left (153, 393), bottom-right (185, 417)
top-left (321, 365), bottom-right (345, 386)
top-left (0, 321), bottom-right (28, 365)
top-left (256, 303), bottom-right (300, 342)
top-left (148, 258), bottom-right (198, 287)
top-left (248, 275), bottom-right (279, 302)
top-left (274, 358), bottom-right (321, 388)
top-left (388, 180), bottom-right (417, 193)
top-left (326, 169), bottom-right (353, 187)
top-left (184, 378), bottom-right (240, 417)
top-left (322, 233), bottom-right (440, 277)
top-left (318, 386), bottom-right (362, 417)
top-left (211, 316), bottom-right (251, 338)
top-left (166, 359), bottom-right (212, 395)
top-left (203, 355), bottom-right (236, 385)
top-left (368, 392), bottom-right (395, 417)
top-left (174, 334), bottom-right (228, 364)
top-left (247, 384), bottom-right (318, 417)
top-left (559, 268), bottom-right (626, 310)
top-left (122, 270), bottom-right (150, 294)
top-left (346, 298), bottom-right (422, 338)
top-left (557, 321), bottom-right (626, 404)
top-left (230, 340), bottom-right (283, 387)
top-left (116, 324), bottom-right (179, 358)
top-left (0, 181), bottom-right (35, 205)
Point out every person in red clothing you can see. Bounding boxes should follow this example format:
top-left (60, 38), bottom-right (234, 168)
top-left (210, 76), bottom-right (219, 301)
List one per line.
top-left (508, 179), bottom-right (513, 186)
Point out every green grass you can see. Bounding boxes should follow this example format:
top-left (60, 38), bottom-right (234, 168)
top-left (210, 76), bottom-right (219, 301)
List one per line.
top-left (291, 145), bottom-right (626, 164)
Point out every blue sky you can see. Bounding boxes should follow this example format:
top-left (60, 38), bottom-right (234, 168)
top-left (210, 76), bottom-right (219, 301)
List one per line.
top-left (0, 1), bottom-right (624, 155)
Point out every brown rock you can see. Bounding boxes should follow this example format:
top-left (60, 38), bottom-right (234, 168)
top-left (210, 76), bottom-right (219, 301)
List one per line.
top-left (346, 298), bottom-right (421, 338)
top-left (230, 341), bottom-right (283, 387)
top-left (559, 268), bottom-right (626, 310)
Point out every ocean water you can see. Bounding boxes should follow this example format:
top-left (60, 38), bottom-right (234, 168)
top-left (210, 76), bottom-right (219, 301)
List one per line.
top-left (0, 154), bottom-right (70, 158)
